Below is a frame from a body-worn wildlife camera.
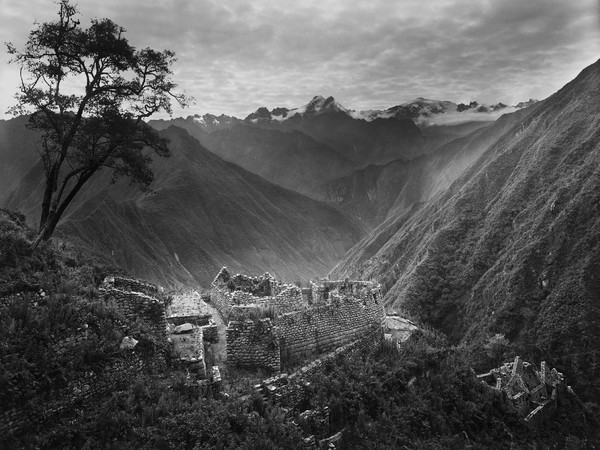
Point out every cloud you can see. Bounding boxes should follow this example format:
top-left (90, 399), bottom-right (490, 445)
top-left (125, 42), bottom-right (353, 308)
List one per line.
top-left (1, 0), bottom-right (598, 119)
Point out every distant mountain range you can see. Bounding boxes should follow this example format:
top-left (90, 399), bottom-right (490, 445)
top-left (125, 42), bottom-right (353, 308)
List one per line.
top-left (151, 95), bottom-right (537, 131)
top-left (149, 95), bottom-right (536, 224)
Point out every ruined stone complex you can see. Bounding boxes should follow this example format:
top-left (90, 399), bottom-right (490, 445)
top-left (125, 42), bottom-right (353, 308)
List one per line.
top-left (98, 272), bottom-right (386, 377)
top-left (100, 276), bottom-right (218, 379)
top-left (478, 356), bottom-right (570, 425)
top-left (2, 269), bottom-right (573, 441)
top-left (210, 267), bottom-right (385, 372)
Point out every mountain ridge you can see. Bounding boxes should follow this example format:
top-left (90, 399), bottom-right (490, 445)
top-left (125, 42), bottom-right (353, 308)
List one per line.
top-left (331, 58), bottom-right (600, 399)
top-left (158, 95), bottom-right (538, 132)
top-left (0, 121), bottom-right (365, 288)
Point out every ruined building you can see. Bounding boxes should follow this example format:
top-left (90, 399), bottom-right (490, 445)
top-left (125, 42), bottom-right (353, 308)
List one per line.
top-left (209, 268), bottom-right (385, 372)
top-left (100, 276), bottom-right (168, 342)
top-left (100, 276), bottom-right (214, 379)
top-left (478, 356), bottom-right (571, 425)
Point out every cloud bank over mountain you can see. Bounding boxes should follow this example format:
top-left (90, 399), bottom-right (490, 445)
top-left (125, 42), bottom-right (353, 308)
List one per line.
top-left (1, 0), bottom-right (599, 119)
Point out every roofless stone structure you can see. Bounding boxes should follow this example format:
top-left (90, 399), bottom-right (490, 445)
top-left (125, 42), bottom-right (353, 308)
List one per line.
top-left (209, 268), bottom-right (385, 372)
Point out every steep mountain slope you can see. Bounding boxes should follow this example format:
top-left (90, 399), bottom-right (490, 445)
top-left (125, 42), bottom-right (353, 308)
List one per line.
top-left (0, 116), bottom-right (41, 206)
top-left (332, 59), bottom-right (600, 398)
top-left (149, 97), bottom-right (528, 210)
top-left (201, 124), bottom-right (356, 196)
top-left (323, 106), bottom-right (536, 229)
top-left (146, 115), bottom-right (210, 144)
top-left (1, 122), bottom-right (364, 288)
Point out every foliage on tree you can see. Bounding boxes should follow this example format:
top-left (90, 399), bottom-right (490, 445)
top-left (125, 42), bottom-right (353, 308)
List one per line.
top-left (6, 0), bottom-right (190, 246)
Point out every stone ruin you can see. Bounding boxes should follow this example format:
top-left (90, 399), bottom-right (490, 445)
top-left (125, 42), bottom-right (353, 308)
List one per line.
top-left (100, 276), bottom-right (168, 343)
top-left (0, 276), bottom-right (171, 438)
top-left (100, 276), bottom-right (220, 381)
top-left (209, 267), bottom-right (385, 373)
top-left (384, 314), bottom-right (419, 343)
top-left (477, 356), bottom-right (571, 425)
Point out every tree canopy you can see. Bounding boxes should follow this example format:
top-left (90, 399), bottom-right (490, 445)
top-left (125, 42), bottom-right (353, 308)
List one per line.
top-left (6, 0), bottom-right (190, 246)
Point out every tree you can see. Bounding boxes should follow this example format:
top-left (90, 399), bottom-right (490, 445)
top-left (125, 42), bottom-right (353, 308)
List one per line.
top-left (6, 0), bottom-right (190, 247)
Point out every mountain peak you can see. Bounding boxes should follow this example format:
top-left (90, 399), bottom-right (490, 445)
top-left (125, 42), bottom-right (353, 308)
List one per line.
top-left (244, 95), bottom-right (350, 123)
top-left (303, 95), bottom-right (348, 115)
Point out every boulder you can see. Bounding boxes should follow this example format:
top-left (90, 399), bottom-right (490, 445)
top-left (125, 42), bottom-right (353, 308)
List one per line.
top-left (120, 336), bottom-right (139, 350)
top-left (174, 323), bottom-right (194, 334)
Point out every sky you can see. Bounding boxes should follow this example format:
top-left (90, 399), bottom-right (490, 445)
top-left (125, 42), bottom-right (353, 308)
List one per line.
top-left (1, 0), bottom-right (599, 120)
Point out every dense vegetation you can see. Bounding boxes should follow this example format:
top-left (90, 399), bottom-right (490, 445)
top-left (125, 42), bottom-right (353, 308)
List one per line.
top-left (332, 59), bottom-right (600, 406)
top-left (1, 209), bottom-right (598, 449)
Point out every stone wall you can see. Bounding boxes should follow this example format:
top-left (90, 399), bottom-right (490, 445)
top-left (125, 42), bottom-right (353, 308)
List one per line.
top-left (1, 277), bottom-right (171, 440)
top-left (0, 292), bottom-right (45, 309)
top-left (0, 352), bottom-right (145, 438)
top-left (172, 327), bottom-right (206, 378)
top-left (167, 314), bottom-right (212, 326)
top-left (209, 286), bottom-right (233, 321)
top-left (100, 287), bottom-right (167, 341)
top-left (211, 282), bottom-right (305, 321)
top-left (478, 356), bottom-right (570, 427)
top-left (110, 276), bottom-right (159, 297)
top-left (217, 270), bottom-right (384, 372)
top-left (277, 295), bottom-right (384, 368)
top-left (202, 323), bottom-right (219, 343)
top-left (226, 319), bottom-right (280, 372)
top-left (269, 286), bottom-right (305, 314)
top-left (309, 279), bottom-right (377, 305)
top-left (229, 304), bottom-right (271, 322)
top-left (232, 286), bottom-right (305, 314)
top-left (226, 294), bottom-right (384, 372)
top-left (255, 329), bottom-right (383, 408)
top-left (212, 267), bottom-right (279, 297)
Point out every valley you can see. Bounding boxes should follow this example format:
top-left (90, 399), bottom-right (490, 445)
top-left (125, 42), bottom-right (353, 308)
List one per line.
top-left (1, 10), bottom-right (599, 444)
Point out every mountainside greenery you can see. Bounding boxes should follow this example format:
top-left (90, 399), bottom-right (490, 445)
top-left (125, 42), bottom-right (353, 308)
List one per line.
top-left (323, 107), bottom-right (535, 230)
top-left (1, 207), bottom-right (598, 448)
top-left (332, 59), bottom-right (600, 403)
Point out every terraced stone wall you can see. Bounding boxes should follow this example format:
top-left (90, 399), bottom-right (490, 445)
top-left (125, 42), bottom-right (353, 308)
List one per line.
top-left (278, 295), bottom-right (384, 367)
top-left (0, 353), bottom-right (145, 438)
top-left (226, 318), bottom-right (280, 372)
top-left (227, 294), bottom-right (384, 371)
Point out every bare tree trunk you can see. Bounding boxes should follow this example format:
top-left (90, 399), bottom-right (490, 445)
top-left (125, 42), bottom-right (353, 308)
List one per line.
top-left (31, 169), bottom-right (94, 249)
top-left (38, 166), bottom-right (58, 232)
top-left (31, 221), bottom-right (52, 249)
